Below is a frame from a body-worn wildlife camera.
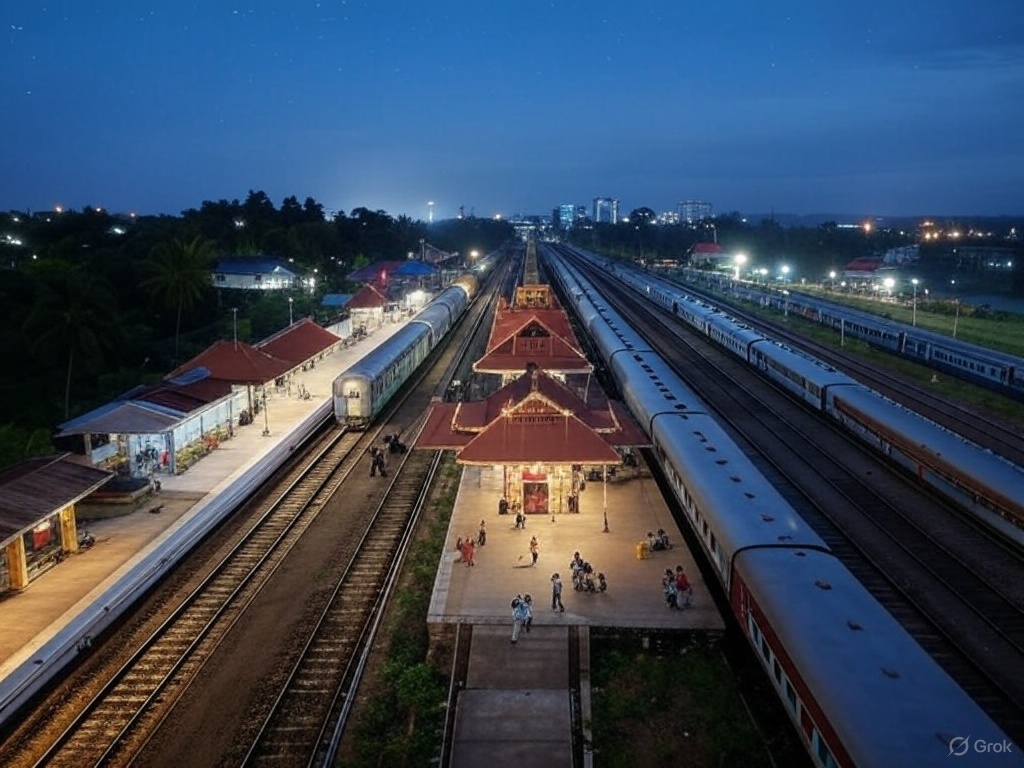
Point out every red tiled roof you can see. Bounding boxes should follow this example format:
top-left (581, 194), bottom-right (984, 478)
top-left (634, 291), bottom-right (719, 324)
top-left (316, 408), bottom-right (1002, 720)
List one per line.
top-left (690, 243), bottom-right (724, 253)
top-left (416, 401), bottom-right (477, 449)
top-left (257, 318), bottom-right (342, 366)
top-left (167, 340), bottom-right (292, 384)
top-left (475, 310), bottom-right (591, 374)
top-left (843, 258), bottom-right (882, 272)
top-left (345, 283), bottom-right (389, 309)
top-left (135, 377), bottom-right (233, 412)
top-left (456, 413), bottom-right (623, 465)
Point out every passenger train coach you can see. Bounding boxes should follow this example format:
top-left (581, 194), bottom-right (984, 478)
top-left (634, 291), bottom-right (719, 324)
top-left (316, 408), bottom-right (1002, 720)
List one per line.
top-left (569, 247), bottom-right (1024, 542)
top-left (685, 268), bottom-right (1024, 399)
top-left (540, 243), bottom-right (1022, 768)
top-left (332, 274), bottom-right (477, 428)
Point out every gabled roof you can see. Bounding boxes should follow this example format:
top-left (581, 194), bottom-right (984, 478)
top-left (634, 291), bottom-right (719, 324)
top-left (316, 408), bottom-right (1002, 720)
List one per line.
top-left (416, 369), bottom-right (649, 460)
top-left (347, 260), bottom-right (407, 282)
top-left (132, 376), bottom-right (234, 412)
top-left (0, 455), bottom-right (114, 547)
top-left (475, 308), bottom-right (591, 374)
top-left (345, 283), bottom-right (389, 310)
top-left (56, 400), bottom-right (186, 437)
top-left (167, 340), bottom-right (292, 384)
top-left (844, 258), bottom-right (883, 272)
top-left (456, 412), bottom-right (623, 466)
top-left (257, 317), bottom-right (342, 365)
top-left (689, 242), bottom-right (724, 254)
top-left (214, 258), bottom-right (297, 276)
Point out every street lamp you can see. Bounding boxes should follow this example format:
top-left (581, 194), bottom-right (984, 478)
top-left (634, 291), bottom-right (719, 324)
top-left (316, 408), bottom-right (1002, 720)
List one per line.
top-left (829, 271), bottom-right (836, 290)
top-left (261, 385), bottom-right (271, 437)
top-left (911, 278), bottom-right (919, 325)
top-left (781, 265), bottom-right (790, 284)
top-left (734, 252), bottom-right (747, 280)
top-left (427, 201), bottom-right (435, 223)
top-left (288, 296), bottom-right (294, 326)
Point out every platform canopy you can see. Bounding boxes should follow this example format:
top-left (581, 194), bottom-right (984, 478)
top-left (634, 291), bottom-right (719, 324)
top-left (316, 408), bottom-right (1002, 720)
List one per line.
top-left (417, 367), bottom-right (648, 464)
top-left (473, 308), bottom-right (592, 375)
top-left (167, 340), bottom-right (292, 385)
top-left (257, 317), bottom-right (342, 366)
top-left (0, 455), bottom-right (113, 548)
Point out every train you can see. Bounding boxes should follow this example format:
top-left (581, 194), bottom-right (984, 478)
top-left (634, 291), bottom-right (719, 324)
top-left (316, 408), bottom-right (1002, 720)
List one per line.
top-left (332, 274), bottom-right (478, 427)
top-left (566, 247), bottom-right (1024, 542)
top-left (683, 268), bottom-right (1024, 399)
top-left (540, 243), bottom-right (1022, 768)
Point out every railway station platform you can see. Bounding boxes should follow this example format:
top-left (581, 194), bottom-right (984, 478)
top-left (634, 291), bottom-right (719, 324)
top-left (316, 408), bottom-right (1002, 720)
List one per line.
top-left (0, 319), bottom-right (411, 676)
top-left (433, 459), bottom-right (724, 768)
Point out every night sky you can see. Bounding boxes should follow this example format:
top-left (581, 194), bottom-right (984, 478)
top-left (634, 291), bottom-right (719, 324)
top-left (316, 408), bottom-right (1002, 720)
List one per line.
top-left (2, 2), bottom-right (1022, 219)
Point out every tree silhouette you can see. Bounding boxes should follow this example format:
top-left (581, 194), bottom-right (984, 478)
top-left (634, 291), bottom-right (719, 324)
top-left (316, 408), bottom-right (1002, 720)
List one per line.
top-left (23, 261), bottom-right (114, 420)
top-left (143, 236), bottom-right (216, 363)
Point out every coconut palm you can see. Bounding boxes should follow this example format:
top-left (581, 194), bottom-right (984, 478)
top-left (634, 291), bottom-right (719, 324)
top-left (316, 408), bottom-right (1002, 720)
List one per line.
top-left (143, 236), bottom-right (216, 363)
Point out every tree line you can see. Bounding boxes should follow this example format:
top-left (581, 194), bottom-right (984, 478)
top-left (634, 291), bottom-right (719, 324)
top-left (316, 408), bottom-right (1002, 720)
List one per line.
top-left (0, 191), bottom-right (514, 469)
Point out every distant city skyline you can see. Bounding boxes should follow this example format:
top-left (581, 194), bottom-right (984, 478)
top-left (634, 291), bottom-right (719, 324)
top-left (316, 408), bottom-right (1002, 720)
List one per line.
top-left (2, 2), bottom-right (1021, 219)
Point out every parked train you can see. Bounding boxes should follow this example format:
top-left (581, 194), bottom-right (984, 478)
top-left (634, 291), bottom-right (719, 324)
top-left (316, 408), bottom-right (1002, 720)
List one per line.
top-left (567, 247), bottom-right (1024, 542)
top-left (684, 268), bottom-right (1024, 399)
top-left (541, 244), bottom-right (1022, 768)
top-left (332, 274), bottom-right (478, 427)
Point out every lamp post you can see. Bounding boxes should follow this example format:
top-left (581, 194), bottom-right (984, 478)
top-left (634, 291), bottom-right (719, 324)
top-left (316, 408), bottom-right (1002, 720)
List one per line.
top-left (602, 465), bottom-right (609, 533)
top-left (951, 280), bottom-right (959, 338)
top-left (288, 296), bottom-right (294, 326)
top-left (261, 386), bottom-right (270, 437)
top-left (427, 201), bottom-right (435, 224)
top-left (829, 271), bottom-right (836, 291)
top-left (911, 278), bottom-right (918, 326)
top-left (781, 265), bottom-right (790, 285)
top-left (734, 252), bottom-right (747, 281)
top-left (231, 307), bottom-right (238, 348)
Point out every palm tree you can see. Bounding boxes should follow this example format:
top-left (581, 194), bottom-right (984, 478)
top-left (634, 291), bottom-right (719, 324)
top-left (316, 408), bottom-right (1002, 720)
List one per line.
top-left (143, 236), bottom-right (216, 363)
top-left (24, 261), bottom-right (114, 420)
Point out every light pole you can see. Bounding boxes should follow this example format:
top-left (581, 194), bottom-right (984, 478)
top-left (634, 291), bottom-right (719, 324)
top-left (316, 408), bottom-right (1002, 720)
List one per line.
top-left (781, 264), bottom-right (790, 284)
top-left (288, 297), bottom-right (294, 326)
top-left (829, 271), bottom-right (836, 291)
top-left (951, 280), bottom-right (959, 338)
top-left (427, 201), bottom-right (435, 224)
top-left (231, 307), bottom-right (238, 348)
top-left (261, 386), bottom-right (270, 437)
top-left (911, 279), bottom-right (918, 326)
top-left (602, 465), bottom-right (609, 533)
top-left (734, 252), bottom-right (747, 281)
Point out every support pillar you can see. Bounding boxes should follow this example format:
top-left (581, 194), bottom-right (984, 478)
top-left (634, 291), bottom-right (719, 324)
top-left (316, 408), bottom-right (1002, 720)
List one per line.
top-left (5, 537), bottom-right (28, 590)
top-left (59, 505), bottom-right (78, 554)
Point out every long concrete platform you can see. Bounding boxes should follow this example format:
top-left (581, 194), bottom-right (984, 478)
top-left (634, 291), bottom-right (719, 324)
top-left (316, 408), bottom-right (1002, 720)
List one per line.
top-left (432, 461), bottom-right (725, 768)
top-left (0, 319), bottom-right (410, 675)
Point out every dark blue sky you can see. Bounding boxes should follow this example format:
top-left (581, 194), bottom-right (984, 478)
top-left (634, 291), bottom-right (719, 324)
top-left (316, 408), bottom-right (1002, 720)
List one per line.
top-left (2, 1), bottom-right (1022, 219)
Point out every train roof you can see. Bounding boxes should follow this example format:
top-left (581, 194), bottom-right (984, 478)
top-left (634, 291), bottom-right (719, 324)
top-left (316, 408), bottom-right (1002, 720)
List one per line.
top-left (650, 412), bottom-right (829, 558)
top-left (748, 337), bottom-right (859, 385)
top-left (828, 385), bottom-right (1024, 490)
top-left (335, 323), bottom-right (430, 381)
top-left (612, 350), bottom-right (705, 431)
top-left (736, 547), bottom-right (1021, 768)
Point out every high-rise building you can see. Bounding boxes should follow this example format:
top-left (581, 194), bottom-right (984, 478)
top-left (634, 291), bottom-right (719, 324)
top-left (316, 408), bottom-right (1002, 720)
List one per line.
top-left (592, 197), bottom-right (619, 224)
top-left (557, 204), bottom-right (577, 230)
top-left (679, 200), bottom-right (712, 224)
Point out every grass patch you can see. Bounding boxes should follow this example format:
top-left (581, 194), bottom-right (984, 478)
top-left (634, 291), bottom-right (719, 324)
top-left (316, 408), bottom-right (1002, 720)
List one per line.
top-left (590, 632), bottom-right (806, 768)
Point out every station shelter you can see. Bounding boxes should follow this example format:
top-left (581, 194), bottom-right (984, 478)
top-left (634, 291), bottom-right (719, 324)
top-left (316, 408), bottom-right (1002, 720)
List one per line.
top-left (56, 320), bottom-right (344, 480)
top-left (417, 366), bottom-right (648, 522)
top-left (473, 285), bottom-right (593, 389)
top-left (0, 455), bottom-right (113, 593)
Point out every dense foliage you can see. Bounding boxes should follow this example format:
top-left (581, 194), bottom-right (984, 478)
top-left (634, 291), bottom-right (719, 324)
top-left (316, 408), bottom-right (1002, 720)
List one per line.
top-left (0, 191), bottom-right (514, 468)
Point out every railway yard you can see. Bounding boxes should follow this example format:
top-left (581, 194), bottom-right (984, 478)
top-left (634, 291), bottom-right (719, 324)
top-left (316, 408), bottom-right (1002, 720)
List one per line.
top-left (0, 241), bottom-right (1022, 768)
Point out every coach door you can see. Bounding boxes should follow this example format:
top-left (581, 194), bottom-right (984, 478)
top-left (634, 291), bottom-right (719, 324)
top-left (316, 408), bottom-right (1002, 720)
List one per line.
top-left (343, 378), bottom-right (366, 420)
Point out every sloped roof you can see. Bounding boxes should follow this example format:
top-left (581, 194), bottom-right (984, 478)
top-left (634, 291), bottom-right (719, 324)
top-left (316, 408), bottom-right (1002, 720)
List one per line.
top-left (257, 317), bottom-right (342, 365)
top-left (347, 260), bottom-right (407, 282)
top-left (0, 455), bottom-right (114, 547)
top-left (475, 309), bottom-right (591, 374)
top-left (457, 413), bottom-right (623, 466)
top-left (393, 261), bottom-right (437, 277)
top-left (167, 340), bottom-right (292, 384)
top-left (214, 258), bottom-right (297, 276)
top-left (56, 400), bottom-right (186, 437)
top-left (844, 258), bottom-right (883, 272)
top-left (690, 243), bottom-right (724, 254)
top-left (345, 283), bottom-right (389, 310)
top-left (416, 369), bottom-right (649, 459)
top-left (132, 376), bottom-right (234, 412)
top-left (322, 293), bottom-right (353, 307)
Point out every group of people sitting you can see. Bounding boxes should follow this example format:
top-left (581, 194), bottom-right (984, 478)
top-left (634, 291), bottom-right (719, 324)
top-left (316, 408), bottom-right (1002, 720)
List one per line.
top-left (569, 551), bottom-right (607, 593)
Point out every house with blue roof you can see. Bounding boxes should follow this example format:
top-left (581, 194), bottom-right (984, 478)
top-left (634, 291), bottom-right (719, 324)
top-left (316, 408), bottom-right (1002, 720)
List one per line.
top-left (212, 257), bottom-right (298, 291)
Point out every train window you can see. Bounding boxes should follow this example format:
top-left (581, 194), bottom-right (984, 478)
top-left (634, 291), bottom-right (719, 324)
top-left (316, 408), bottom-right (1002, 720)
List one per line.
top-left (710, 533), bottom-right (717, 553)
top-left (812, 731), bottom-right (838, 768)
top-left (702, 520), bottom-right (709, 536)
top-left (785, 680), bottom-right (797, 712)
top-left (761, 636), bottom-right (770, 663)
top-left (773, 659), bottom-right (782, 684)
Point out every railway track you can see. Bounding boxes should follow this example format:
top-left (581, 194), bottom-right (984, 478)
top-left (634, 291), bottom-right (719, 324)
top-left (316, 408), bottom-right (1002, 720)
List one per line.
top-left (239, 449), bottom-right (442, 766)
top-left (587, 267), bottom-right (1024, 744)
top-left (0, 264), bottom-right (510, 767)
top-left (682, 276), bottom-right (1024, 468)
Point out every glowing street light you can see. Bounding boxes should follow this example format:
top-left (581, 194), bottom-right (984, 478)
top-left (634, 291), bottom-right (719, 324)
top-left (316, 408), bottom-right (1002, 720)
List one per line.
top-left (829, 270), bottom-right (837, 290)
top-left (427, 201), bottom-right (435, 223)
top-left (883, 277), bottom-right (895, 295)
top-left (288, 296), bottom-right (294, 325)
top-left (911, 278), bottom-right (919, 325)
top-left (781, 265), bottom-right (790, 283)
top-left (734, 252), bottom-right (747, 280)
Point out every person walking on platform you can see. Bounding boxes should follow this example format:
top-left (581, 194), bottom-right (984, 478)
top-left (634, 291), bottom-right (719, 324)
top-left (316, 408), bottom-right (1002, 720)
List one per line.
top-left (551, 573), bottom-right (565, 612)
top-left (523, 594), bottom-right (534, 631)
top-left (478, 519), bottom-right (487, 546)
top-left (511, 595), bottom-right (528, 644)
top-left (675, 565), bottom-right (693, 608)
top-left (529, 536), bottom-right (539, 566)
